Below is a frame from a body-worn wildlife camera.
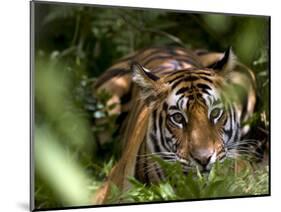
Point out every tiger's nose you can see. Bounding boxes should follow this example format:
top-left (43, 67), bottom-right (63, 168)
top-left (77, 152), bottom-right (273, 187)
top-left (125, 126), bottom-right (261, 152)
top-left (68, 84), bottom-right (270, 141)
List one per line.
top-left (191, 149), bottom-right (214, 169)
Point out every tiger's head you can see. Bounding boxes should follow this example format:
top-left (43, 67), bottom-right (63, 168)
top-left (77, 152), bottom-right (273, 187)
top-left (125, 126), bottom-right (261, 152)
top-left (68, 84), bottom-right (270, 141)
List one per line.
top-left (132, 48), bottom-right (251, 172)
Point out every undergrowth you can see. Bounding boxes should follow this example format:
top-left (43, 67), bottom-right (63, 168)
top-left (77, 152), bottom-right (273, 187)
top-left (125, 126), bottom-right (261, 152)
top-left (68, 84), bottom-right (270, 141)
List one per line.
top-left (96, 158), bottom-right (269, 204)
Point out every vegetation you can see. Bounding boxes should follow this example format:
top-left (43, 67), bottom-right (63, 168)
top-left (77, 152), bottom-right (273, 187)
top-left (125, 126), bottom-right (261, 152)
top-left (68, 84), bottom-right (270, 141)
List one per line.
top-left (106, 159), bottom-right (268, 204)
top-left (33, 2), bottom-right (269, 209)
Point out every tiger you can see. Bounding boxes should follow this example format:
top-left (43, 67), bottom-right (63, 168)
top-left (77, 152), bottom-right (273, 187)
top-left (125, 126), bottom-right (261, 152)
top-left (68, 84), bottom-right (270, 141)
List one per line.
top-left (91, 46), bottom-right (258, 204)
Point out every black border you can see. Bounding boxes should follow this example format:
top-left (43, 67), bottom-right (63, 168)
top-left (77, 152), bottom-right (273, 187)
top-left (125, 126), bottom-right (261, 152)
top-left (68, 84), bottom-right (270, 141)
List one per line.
top-left (30, 1), bottom-right (35, 211)
top-left (30, 0), bottom-right (271, 211)
top-left (33, 194), bottom-right (271, 212)
top-left (268, 13), bottom-right (271, 199)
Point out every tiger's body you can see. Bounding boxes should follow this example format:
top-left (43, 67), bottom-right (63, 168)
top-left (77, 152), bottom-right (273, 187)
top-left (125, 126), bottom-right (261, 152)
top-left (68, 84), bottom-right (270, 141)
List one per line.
top-left (92, 46), bottom-right (257, 204)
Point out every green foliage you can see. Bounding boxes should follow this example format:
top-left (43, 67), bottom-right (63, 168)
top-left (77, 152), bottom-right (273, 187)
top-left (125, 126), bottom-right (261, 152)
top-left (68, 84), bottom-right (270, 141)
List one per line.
top-left (254, 49), bottom-right (270, 127)
top-left (107, 158), bottom-right (269, 204)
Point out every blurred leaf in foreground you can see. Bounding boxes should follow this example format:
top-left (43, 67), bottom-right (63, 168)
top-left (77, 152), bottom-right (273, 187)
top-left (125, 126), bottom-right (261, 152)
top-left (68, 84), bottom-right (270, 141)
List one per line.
top-left (35, 126), bottom-right (91, 207)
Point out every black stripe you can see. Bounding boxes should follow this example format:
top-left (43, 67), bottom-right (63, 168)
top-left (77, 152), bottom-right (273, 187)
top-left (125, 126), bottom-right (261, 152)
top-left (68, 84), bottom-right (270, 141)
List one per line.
top-left (227, 107), bottom-right (235, 143)
top-left (144, 149), bottom-right (150, 184)
top-left (233, 124), bottom-right (240, 143)
top-left (171, 75), bottom-right (200, 89)
top-left (176, 58), bottom-right (203, 68)
top-left (178, 94), bottom-right (185, 103)
top-left (135, 154), bottom-right (140, 180)
top-left (176, 97), bottom-right (183, 110)
top-left (158, 112), bottom-right (170, 151)
top-left (193, 93), bottom-right (204, 101)
top-left (169, 105), bottom-right (178, 110)
top-left (193, 71), bottom-right (213, 76)
top-left (163, 102), bottom-right (168, 111)
top-left (223, 128), bottom-right (232, 141)
top-left (200, 76), bottom-right (213, 83)
top-left (165, 136), bottom-right (175, 150)
top-left (167, 71), bottom-right (213, 84)
top-left (166, 123), bottom-right (174, 136)
top-left (154, 163), bottom-right (163, 181)
top-left (179, 98), bottom-right (184, 110)
top-left (223, 115), bottom-right (228, 125)
top-left (145, 69), bottom-right (160, 81)
top-left (152, 110), bottom-right (157, 133)
top-left (209, 47), bottom-right (230, 70)
top-left (168, 69), bottom-right (213, 76)
top-left (159, 113), bottom-right (165, 148)
top-left (149, 133), bottom-right (161, 153)
top-left (153, 65), bottom-right (174, 72)
top-left (120, 87), bottom-right (132, 104)
top-left (196, 83), bottom-right (212, 91)
top-left (167, 74), bottom-right (186, 84)
top-left (200, 89), bottom-right (211, 96)
top-left (176, 87), bottom-right (190, 95)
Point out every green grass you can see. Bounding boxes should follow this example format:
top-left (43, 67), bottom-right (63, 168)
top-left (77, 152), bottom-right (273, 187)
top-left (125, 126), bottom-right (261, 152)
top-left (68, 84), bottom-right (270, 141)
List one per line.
top-left (102, 158), bottom-right (269, 204)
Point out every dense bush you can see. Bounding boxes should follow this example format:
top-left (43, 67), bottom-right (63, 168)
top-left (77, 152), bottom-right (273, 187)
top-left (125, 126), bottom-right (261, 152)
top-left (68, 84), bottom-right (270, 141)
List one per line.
top-left (106, 158), bottom-right (268, 204)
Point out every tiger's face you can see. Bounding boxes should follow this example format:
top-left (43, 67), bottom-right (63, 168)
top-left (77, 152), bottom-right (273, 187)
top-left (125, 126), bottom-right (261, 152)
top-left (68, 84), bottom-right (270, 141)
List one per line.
top-left (132, 49), bottom-right (241, 172)
top-left (160, 80), bottom-right (231, 171)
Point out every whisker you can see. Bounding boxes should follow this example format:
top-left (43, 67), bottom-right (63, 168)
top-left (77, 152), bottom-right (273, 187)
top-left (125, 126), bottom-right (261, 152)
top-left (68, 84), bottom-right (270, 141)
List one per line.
top-left (144, 164), bottom-right (163, 177)
top-left (226, 140), bottom-right (261, 148)
top-left (137, 155), bottom-right (176, 163)
top-left (226, 152), bottom-right (242, 158)
top-left (137, 152), bottom-right (176, 157)
top-left (142, 158), bottom-right (177, 176)
top-left (232, 149), bottom-right (263, 156)
top-left (227, 148), bottom-right (263, 159)
top-left (227, 145), bottom-right (263, 153)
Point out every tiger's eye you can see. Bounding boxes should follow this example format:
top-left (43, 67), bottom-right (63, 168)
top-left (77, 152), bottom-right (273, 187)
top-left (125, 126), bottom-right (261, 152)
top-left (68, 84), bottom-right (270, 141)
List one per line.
top-left (210, 108), bottom-right (222, 119)
top-left (171, 113), bottom-right (185, 124)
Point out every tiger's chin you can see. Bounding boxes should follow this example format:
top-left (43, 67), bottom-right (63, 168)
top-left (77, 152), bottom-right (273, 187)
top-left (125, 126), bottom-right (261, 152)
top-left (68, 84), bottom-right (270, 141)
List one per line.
top-left (173, 151), bottom-right (219, 174)
top-left (178, 159), bottom-right (214, 175)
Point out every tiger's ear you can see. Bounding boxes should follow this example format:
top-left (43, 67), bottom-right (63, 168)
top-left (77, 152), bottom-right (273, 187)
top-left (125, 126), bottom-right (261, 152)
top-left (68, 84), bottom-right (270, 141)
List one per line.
top-left (208, 47), bottom-right (236, 72)
top-left (131, 62), bottom-right (169, 105)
